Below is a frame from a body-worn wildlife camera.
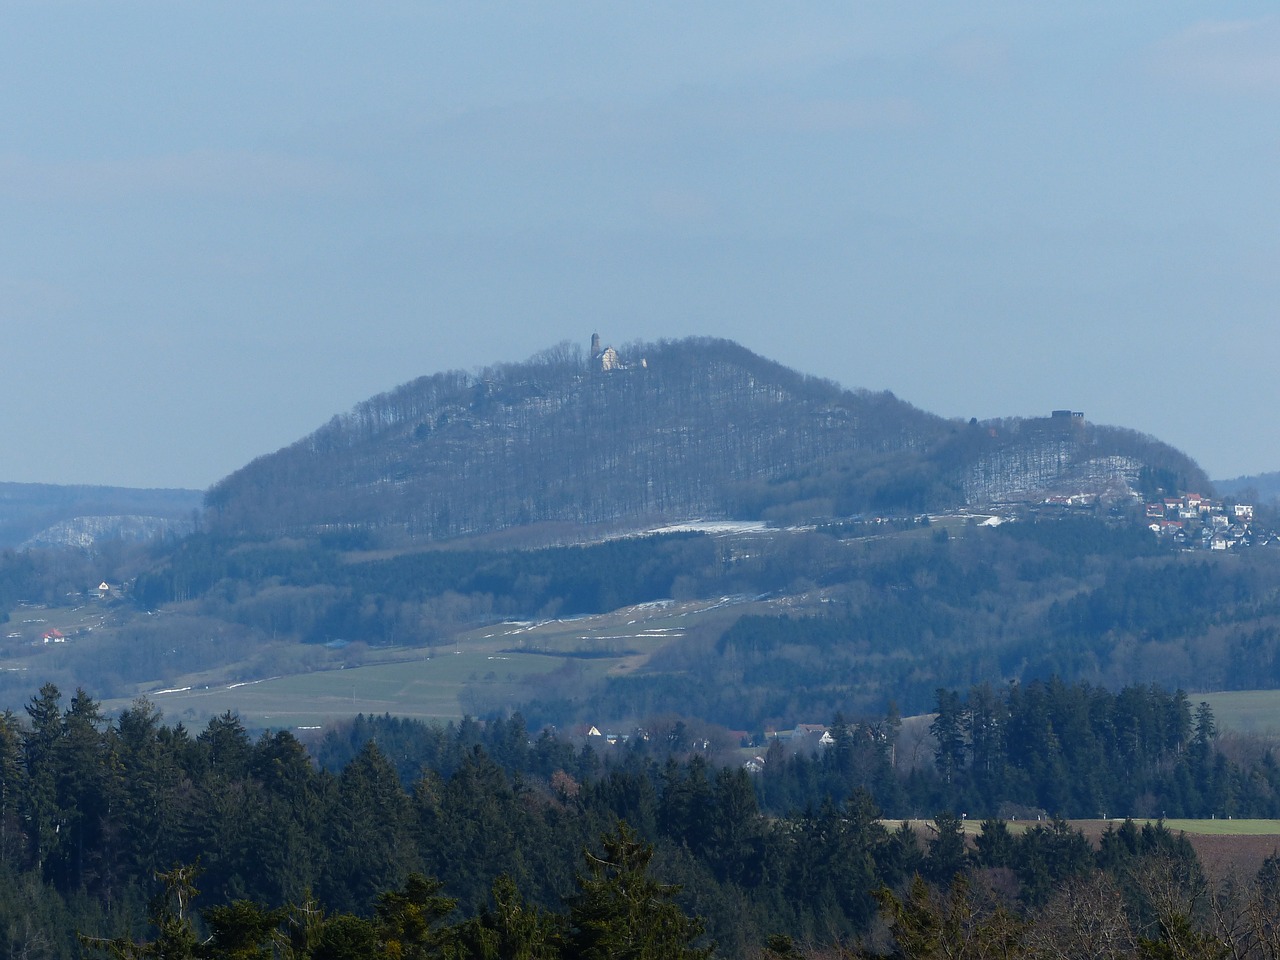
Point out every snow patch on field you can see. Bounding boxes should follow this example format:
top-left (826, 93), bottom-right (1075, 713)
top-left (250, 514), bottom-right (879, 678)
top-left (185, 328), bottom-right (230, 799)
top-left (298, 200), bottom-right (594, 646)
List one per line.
top-left (649, 520), bottom-right (770, 535)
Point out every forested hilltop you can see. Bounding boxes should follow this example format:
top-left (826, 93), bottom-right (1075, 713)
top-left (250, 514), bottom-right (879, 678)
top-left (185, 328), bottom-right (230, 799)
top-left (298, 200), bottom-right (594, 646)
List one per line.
top-left (0, 483), bottom-right (199, 550)
top-left (1217, 470), bottom-right (1280, 506)
top-left (204, 337), bottom-right (1207, 540)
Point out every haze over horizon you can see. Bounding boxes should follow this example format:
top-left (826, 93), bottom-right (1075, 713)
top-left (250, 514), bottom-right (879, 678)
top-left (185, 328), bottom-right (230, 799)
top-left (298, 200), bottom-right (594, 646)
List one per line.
top-left (4, 3), bottom-right (1278, 489)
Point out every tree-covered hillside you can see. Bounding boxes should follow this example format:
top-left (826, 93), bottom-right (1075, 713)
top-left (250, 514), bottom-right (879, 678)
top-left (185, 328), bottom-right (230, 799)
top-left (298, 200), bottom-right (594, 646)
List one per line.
top-left (106, 515), bottom-right (1280, 730)
top-left (519, 519), bottom-right (1280, 727)
top-left (204, 337), bottom-right (1208, 541)
top-left (0, 483), bottom-right (200, 549)
top-left (1217, 470), bottom-right (1280, 505)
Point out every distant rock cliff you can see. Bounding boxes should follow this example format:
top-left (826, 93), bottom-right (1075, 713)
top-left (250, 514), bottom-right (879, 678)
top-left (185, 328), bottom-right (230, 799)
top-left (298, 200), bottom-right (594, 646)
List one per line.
top-left (24, 514), bottom-right (197, 550)
top-left (0, 483), bottom-right (201, 550)
top-left (205, 337), bottom-right (1209, 540)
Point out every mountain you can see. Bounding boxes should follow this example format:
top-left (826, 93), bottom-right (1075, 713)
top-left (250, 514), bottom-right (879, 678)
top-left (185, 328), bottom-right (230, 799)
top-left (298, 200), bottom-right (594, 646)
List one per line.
top-left (0, 339), bottom-right (1252, 732)
top-left (0, 483), bottom-right (201, 550)
top-left (1215, 471), bottom-right (1280, 506)
top-left (205, 336), bottom-right (1208, 540)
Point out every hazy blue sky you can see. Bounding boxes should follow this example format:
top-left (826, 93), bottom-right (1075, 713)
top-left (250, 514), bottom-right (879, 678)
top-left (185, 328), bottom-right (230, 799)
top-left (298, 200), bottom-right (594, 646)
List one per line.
top-left (4, 3), bottom-right (1278, 489)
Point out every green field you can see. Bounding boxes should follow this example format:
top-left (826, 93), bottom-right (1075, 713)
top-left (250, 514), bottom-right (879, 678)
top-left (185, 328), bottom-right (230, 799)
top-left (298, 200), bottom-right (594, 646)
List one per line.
top-left (1197, 690), bottom-right (1280, 736)
top-left (99, 596), bottom-right (757, 730)
top-left (1150, 818), bottom-right (1280, 835)
top-left (123, 648), bottom-right (572, 728)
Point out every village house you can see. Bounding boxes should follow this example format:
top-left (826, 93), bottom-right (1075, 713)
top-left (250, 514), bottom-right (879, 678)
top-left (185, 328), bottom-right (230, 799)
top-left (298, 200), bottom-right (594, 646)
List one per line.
top-left (793, 723), bottom-right (835, 746)
top-left (1143, 492), bottom-right (1267, 550)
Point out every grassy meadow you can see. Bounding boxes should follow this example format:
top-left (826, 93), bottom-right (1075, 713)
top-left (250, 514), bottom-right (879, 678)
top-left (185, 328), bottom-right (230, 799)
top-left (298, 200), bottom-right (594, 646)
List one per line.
top-left (97, 595), bottom-right (756, 730)
top-left (1198, 689), bottom-right (1280, 736)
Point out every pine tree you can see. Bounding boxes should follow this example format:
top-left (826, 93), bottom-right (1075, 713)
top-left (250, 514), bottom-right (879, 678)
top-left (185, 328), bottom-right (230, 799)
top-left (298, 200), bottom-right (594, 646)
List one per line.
top-left (81, 863), bottom-right (201, 960)
top-left (930, 689), bottom-right (966, 788)
top-left (566, 821), bottom-right (712, 960)
top-left (21, 683), bottom-right (64, 883)
top-left (456, 874), bottom-right (565, 960)
top-left (925, 811), bottom-right (968, 887)
top-left (372, 873), bottom-right (458, 959)
top-left (200, 900), bottom-right (285, 960)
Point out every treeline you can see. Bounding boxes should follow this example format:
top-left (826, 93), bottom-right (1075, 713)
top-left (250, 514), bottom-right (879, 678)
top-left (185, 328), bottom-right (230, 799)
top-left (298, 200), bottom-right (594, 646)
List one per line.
top-left (532, 521), bottom-right (1280, 725)
top-left (0, 546), bottom-right (101, 620)
top-left (325, 681), bottom-right (1280, 823)
top-left (85, 814), bottom-right (1224, 960)
top-left (133, 531), bottom-right (719, 641)
top-left (829, 828), bottom-right (1280, 960)
top-left (86, 825), bottom-right (713, 960)
top-left (0, 681), bottom-right (1278, 957)
top-left (0, 684), bottom-right (795, 955)
top-left (85, 819), bottom-right (1280, 960)
top-left (750, 681), bottom-right (1269, 822)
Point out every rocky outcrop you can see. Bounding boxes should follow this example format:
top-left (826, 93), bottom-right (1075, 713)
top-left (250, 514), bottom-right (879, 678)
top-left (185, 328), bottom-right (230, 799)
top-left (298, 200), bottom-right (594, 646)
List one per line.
top-left (24, 514), bottom-right (198, 549)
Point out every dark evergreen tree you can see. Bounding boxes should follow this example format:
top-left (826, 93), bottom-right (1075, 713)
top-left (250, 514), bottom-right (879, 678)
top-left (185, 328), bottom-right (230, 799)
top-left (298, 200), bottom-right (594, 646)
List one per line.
top-left (565, 821), bottom-right (711, 960)
top-left (200, 899), bottom-right (285, 960)
top-left (924, 811), bottom-right (968, 887)
top-left (81, 863), bottom-right (200, 960)
top-left (22, 683), bottom-right (65, 883)
top-left (930, 689), bottom-right (966, 788)
top-left (320, 741), bottom-right (414, 913)
top-left (372, 873), bottom-right (459, 959)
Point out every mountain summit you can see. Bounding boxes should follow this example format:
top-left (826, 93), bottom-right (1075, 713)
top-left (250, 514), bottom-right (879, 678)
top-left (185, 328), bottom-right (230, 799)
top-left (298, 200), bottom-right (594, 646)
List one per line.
top-left (205, 336), bottom-right (1206, 540)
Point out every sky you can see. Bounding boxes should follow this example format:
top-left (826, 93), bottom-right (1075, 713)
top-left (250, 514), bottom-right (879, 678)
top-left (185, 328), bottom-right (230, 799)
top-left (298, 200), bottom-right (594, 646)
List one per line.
top-left (3, 2), bottom-right (1279, 489)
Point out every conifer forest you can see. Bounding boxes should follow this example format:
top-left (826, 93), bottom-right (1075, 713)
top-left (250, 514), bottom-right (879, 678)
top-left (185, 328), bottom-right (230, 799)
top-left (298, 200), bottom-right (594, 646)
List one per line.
top-left (0, 680), bottom-right (1272, 958)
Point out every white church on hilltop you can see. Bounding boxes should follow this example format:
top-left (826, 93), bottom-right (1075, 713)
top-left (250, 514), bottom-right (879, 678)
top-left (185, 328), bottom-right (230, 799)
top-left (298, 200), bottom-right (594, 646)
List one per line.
top-left (590, 332), bottom-right (645, 372)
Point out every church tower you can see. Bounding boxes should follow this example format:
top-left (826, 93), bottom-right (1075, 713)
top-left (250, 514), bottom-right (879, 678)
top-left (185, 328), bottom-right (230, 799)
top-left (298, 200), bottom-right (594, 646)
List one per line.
top-left (590, 332), bottom-right (602, 359)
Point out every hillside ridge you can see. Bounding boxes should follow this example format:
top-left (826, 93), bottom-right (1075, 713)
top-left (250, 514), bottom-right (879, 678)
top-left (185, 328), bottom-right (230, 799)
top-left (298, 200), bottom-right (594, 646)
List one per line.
top-left (205, 335), bottom-right (1208, 540)
top-left (0, 482), bottom-right (201, 550)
